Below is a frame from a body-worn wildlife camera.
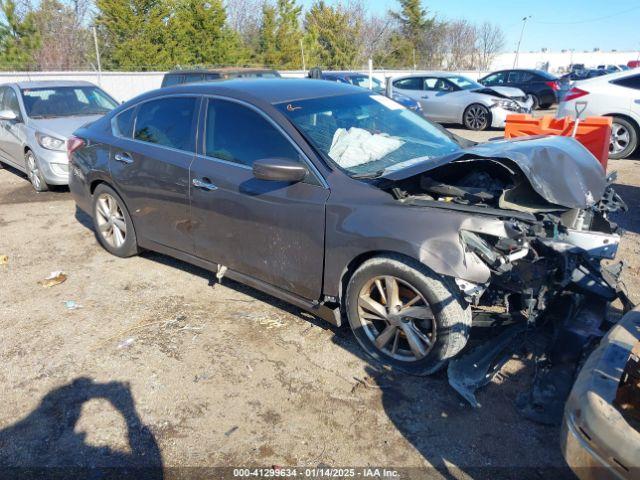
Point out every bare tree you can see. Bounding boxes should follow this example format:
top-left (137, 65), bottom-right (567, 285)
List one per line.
top-left (347, 1), bottom-right (394, 67)
top-left (32, 0), bottom-right (92, 70)
top-left (225, 0), bottom-right (263, 49)
top-left (445, 19), bottom-right (476, 70)
top-left (476, 21), bottom-right (505, 71)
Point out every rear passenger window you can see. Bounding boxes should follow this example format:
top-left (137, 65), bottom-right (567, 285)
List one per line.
top-left (162, 74), bottom-right (183, 87)
top-left (612, 74), bottom-right (640, 90)
top-left (393, 77), bottom-right (423, 90)
top-left (205, 99), bottom-right (299, 167)
top-left (112, 107), bottom-right (134, 137)
top-left (134, 97), bottom-right (197, 152)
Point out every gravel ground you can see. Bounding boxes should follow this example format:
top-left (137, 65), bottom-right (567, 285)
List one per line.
top-left (0, 115), bottom-right (638, 479)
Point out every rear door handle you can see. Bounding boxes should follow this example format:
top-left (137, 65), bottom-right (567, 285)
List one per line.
top-left (192, 178), bottom-right (218, 191)
top-left (635, 99), bottom-right (640, 104)
top-left (114, 152), bottom-right (133, 164)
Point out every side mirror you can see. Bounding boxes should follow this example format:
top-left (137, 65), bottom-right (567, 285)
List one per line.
top-left (253, 158), bottom-right (308, 183)
top-left (0, 109), bottom-right (17, 121)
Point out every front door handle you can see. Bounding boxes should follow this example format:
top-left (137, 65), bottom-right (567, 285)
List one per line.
top-left (114, 152), bottom-right (133, 164)
top-left (192, 178), bottom-right (218, 191)
top-left (635, 99), bottom-right (640, 104)
top-left (421, 95), bottom-right (429, 99)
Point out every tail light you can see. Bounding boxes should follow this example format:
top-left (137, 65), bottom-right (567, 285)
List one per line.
top-left (67, 136), bottom-right (85, 159)
top-left (546, 80), bottom-right (560, 91)
top-left (564, 87), bottom-right (589, 101)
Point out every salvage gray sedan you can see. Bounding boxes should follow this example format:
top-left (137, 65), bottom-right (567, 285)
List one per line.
top-left (0, 80), bottom-right (118, 191)
top-left (68, 79), bottom-right (628, 377)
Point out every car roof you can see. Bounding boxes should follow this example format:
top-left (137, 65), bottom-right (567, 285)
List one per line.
top-left (574, 68), bottom-right (639, 84)
top-left (148, 78), bottom-right (365, 104)
top-left (5, 80), bottom-right (97, 89)
top-left (394, 71), bottom-right (459, 78)
top-left (165, 68), bottom-right (278, 76)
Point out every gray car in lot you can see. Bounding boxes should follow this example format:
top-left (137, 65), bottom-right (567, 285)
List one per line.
top-left (68, 79), bottom-right (627, 377)
top-left (0, 80), bottom-right (118, 191)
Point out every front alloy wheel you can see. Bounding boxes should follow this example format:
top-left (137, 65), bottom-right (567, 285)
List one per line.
top-left (26, 151), bottom-right (49, 192)
top-left (357, 275), bottom-right (436, 362)
top-left (346, 256), bottom-right (471, 375)
top-left (463, 104), bottom-right (490, 131)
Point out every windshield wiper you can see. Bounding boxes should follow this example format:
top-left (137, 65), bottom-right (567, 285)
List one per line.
top-left (351, 169), bottom-right (384, 179)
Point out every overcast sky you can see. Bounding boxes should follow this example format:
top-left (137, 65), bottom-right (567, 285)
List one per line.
top-left (299, 0), bottom-right (640, 53)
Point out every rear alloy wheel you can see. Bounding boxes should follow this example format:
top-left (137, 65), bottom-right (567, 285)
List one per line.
top-left (25, 150), bottom-right (49, 192)
top-left (528, 94), bottom-right (540, 110)
top-left (92, 184), bottom-right (139, 257)
top-left (346, 256), bottom-right (471, 375)
top-left (463, 104), bottom-right (491, 131)
top-left (609, 117), bottom-right (638, 160)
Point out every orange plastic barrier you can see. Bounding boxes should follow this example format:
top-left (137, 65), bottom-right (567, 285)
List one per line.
top-left (504, 114), bottom-right (612, 171)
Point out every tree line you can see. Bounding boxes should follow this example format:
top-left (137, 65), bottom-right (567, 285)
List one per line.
top-left (0, 0), bottom-right (505, 71)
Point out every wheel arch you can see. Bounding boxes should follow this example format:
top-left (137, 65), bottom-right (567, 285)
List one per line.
top-left (604, 113), bottom-right (640, 133)
top-left (336, 250), bottom-right (435, 306)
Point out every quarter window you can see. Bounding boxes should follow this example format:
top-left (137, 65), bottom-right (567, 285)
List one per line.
top-left (204, 99), bottom-right (299, 167)
top-left (112, 107), bottom-right (135, 138)
top-left (134, 97), bottom-right (197, 152)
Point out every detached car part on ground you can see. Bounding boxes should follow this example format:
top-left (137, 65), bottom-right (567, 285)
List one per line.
top-left (68, 79), bottom-right (629, 416)
top-left (562, 307), bottom-right (640, 479)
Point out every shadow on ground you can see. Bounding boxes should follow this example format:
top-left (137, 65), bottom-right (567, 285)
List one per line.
top-left (0, 377), bottom-right (163, 479)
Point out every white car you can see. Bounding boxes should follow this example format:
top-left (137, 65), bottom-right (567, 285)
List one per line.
top-left (392, 73), bottom-right (532, 131)
top-left (557, 70), bottom-right (640, 159)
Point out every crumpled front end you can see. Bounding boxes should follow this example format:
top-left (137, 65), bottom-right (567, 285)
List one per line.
top-left (381, 136), bottom-right (632, 418)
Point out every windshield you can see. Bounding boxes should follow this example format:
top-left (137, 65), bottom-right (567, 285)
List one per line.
top-left (446, 75), bottom-right (482, 90)
top-left (21, 86), bottom-right (118, 118)
top-left (277, 93), bottom-right (461, 177)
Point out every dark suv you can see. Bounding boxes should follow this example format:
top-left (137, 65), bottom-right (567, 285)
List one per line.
top-left (161, 68), bottom-right (280, 88)
top-left (478, 69), bottom-right (560, 109)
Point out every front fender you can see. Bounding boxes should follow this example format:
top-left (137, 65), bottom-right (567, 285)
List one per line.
top-left (323, 200), bottom-right (501, 298)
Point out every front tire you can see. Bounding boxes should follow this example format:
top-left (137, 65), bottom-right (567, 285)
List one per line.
top-left (92, 184), bottom-right (139, 257)
top-left (345, 255), bottom-right (471, 376)
top-left (25, 150), bottom-right (49, 192)
top-left (463, 104), bottom-right (491, 131)
top-left (609, 117), bottom-right (638, 160)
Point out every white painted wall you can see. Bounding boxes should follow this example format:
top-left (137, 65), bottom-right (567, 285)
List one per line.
top-left (0, 71), bottom-right (165, 102)
top-left (0, 50), bottom-right (636, 102)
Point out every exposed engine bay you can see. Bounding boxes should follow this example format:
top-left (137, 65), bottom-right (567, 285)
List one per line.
top-left (376, 137), bottom-right (633, 421)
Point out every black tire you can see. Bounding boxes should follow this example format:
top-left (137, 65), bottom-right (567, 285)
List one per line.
top-left (345, 255), bottom-right (471, 376)
top-left (609, 116), bottom-right (638, 160)
top-left (25, 150), bottom-right (49, 192)
top-left (91, 184), bottom-right (139, 257)
top-left (463, 103), bottom-right (491, 131)
top-left (528, 94), bottom-right (540, 110)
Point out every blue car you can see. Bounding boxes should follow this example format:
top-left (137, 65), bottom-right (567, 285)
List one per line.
top-left (317, 71), bottom-right (422, 112)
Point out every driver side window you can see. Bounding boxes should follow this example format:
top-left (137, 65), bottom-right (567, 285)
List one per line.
top-left (483, 72), bottom-right (506, 86)
top-left (204, 99), bottom-right (300, 167)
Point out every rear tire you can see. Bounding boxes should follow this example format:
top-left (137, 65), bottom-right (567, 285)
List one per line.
top-left (92, 184), bottom-right (139, 257)
top-left (25, 150), bottom-right (49, 192)
top-left (345, 255), bottom-right (471, 376)
top-left (609, 117), bottom-right (638, 160)
top-left (528, 94), bottom-right (540, 110)
top-left (463, 104), bottom-right (491, 131)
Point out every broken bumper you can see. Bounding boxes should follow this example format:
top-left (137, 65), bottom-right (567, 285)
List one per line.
top-left (561, 307), bottom-right (640, 480)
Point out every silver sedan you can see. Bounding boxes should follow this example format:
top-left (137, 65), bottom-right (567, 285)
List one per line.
top-left (392, 73), bottom-right (533, 130)
top-left (0, 80), bottom-right (118, 191)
